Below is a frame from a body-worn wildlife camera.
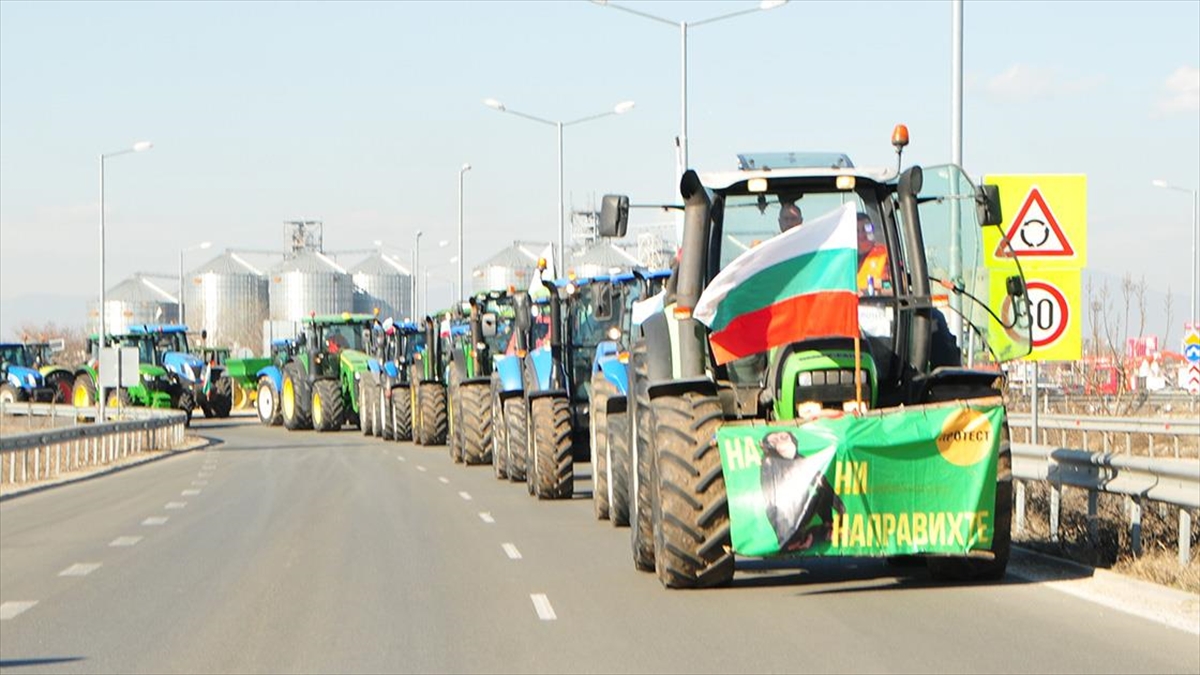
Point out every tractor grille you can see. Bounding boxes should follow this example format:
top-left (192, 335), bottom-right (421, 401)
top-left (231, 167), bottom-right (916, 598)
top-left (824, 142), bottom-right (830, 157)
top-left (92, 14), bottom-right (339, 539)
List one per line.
top-left (795, 369), bottom-right (871, 410)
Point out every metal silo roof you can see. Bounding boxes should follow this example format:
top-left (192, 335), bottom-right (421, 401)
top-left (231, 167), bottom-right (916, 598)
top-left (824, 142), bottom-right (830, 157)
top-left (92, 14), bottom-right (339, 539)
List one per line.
top-left (349, 252), bottom-right (411, 276)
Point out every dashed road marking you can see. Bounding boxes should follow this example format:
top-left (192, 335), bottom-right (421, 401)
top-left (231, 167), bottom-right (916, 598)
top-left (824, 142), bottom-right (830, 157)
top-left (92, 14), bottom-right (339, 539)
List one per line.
top-left (397, 455), bottom-right (407, 462)
top-left (142, 516), bottom-right (169, 526)
top-left (417, 466), bottom-right (427, 472)
top-left (479, 512), bottom-right (495, 523)
top-left (502, 543), bottom-right (522, 560)
top-left (109, 536), bottom-right (143, 547)
top-left (438, 477), bottom-right (450, 484)
top-left (165, 502), bottom-right (187, 510)
top-left (58, 563), bottom-right (102, 577)
top-left (458, 491), bottom-right (472, 501)
top-left (530, 594), bottom-right (557, 621)
top-left (182, 489), bottom-right (201, 496)
top-left (0, 601), bottom-right (37, 620)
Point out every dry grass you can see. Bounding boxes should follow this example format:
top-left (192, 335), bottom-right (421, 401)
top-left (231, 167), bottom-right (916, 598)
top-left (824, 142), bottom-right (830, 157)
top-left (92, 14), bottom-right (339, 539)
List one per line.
top-left (1015, 480), bottom-right (1200, 594)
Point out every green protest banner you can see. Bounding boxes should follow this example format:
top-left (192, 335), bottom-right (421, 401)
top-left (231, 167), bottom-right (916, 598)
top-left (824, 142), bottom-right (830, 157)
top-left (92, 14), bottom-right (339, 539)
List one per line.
top-left (716, 399), bottom-right (1005, 558)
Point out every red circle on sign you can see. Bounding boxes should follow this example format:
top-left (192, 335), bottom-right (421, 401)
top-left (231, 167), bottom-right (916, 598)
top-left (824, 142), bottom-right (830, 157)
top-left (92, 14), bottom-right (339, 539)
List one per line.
top-left (1027, 281), bottom-right (1069, 348)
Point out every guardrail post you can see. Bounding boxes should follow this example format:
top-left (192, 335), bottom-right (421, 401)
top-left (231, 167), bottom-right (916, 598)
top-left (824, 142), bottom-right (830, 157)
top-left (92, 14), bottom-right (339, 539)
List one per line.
top-left (1129, 496), bottom-right (1143, 557)
top-left (1015, 481), bottom-right (1026, 534)
top-left (1087, 491), bottom-right (1099, 542)
top-left (1082, 429), bottom-right (1089, 451)
top-left (1050, 482), bottom-right (1061, 542)
top-left (21, 448), bottom-right (27, 483)
top-left (33, 447), bottom-right (39, 481)
top-left (1181, 509), bottom-right (1193, 567)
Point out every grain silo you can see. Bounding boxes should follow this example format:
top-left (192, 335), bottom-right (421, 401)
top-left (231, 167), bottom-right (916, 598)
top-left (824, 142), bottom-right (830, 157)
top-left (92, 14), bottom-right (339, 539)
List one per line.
top-left (268, 251), bottom-right (354, 321)
top-left (89, 275), bottom-right (179, 335)
top-left (471, 240), bottom-right (551, 294)
top-left (566, 241), bottom-right (641, 281)
top-left (350, 252), bottom-right (413, 322)
top-left (184, 251), bottom-right (269, 353)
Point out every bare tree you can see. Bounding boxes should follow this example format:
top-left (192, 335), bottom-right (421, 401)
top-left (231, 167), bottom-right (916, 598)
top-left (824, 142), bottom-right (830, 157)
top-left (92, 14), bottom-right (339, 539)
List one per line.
top-left (11, 321), bottom-right (87, 367)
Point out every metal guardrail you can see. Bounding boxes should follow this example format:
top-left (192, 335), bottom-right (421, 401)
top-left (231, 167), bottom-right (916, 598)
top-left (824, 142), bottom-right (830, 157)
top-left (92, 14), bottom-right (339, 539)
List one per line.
top-left (0, 402), bottom-right (187, 488)
top-left (1010, 413), bottom-right (1199, 457)
top-left (1011, 442), bottom-right (1199, 566)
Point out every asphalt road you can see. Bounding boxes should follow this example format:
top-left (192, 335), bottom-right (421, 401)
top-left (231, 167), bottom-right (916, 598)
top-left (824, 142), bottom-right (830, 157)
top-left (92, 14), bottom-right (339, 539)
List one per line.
top-left (1, 416), bottom-right (1197, 674)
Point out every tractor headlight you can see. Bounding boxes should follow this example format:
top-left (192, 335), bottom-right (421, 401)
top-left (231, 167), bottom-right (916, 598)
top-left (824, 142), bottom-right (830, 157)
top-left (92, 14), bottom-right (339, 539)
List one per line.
top-left (797, 372), bottom-right (813, 387)
top-left (606, 326), bottom-right (621, 341)
top-left (354, 371), bottom-right (360, 381)
top-left (25, 373), bottom-right (37, 387)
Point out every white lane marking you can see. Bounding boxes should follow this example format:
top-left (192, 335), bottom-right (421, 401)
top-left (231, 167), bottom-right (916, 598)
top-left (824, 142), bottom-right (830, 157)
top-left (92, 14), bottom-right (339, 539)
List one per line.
top-left (182, 489), bottom-right (201, 496)
top-left (502, 543), bottom-right (522, 560)
top-left (58, 563), bottom-right (102, 577)
top-left (397, 455), bottom-right (407, 462)
top-left (479, 512), bottom-right (495, 523)
top-left (165, 502), bottom-right (187, 510)
top-left (0, 601), bottom-right (37, 620)
top-left (530, 594), bottom-right (557, 621)
top-left (417, 466), bottom-right (427, 472)
top-left (109, 536), bottom-right (143, 547)
top-left (438, 477), bottom-right (450, 484)
top-left (458, 491), bottom-right (472, 501)
top-left (142, 516), bottom-right (169, 526)
top-left (192, 480), bottom-right (208, 486)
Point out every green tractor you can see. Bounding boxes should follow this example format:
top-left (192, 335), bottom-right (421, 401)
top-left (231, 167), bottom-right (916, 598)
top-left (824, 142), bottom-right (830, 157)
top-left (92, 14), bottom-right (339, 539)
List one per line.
top-left (280, 313), bottom-right (374, 432)
top-left (409, 314), bottom-right (450, 446)
top-left (70, 332), bottom-right (181, 418)
top-left (600, 136), bottom-right (1032, 589)
top-left (447, 291), bottom-right (513, 466)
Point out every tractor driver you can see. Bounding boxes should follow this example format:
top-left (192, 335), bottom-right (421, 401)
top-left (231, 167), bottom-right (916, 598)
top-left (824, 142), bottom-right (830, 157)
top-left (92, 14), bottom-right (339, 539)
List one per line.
top-left (856, 212), bottom-right (891, 296)
top-left (778, 200), bottom-right (803, 232)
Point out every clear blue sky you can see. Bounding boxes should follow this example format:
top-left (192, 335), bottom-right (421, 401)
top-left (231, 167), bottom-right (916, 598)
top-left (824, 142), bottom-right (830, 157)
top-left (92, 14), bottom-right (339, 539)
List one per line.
top-left (1, 0), bottom-right (1197, 339)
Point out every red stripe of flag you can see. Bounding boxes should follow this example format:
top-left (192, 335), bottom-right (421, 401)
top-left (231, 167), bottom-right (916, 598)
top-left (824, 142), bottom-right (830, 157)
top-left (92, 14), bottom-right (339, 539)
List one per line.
top-left (707, 291), bottom-right (859, 365)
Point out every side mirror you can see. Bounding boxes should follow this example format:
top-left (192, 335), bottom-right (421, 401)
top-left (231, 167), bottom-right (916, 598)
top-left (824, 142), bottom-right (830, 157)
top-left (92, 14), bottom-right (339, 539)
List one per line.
top-left (599, 194), bottom-right (629, 238)
top-left (48, 338), bottom-right (66, 352)
top-left (1006, 274), bottom-right (1025, 298)
top-left (201, 329), bottom-right (208, 342)
top-left (481, 313), bottom-right (498, 337)
top-left (976, 184), bottom-right (1003, 226)
top-left (297, 333), bottom-right (308, 348)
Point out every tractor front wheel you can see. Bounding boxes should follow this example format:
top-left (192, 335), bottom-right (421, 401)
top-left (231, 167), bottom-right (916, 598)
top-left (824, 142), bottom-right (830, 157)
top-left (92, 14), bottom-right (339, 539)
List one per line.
top-left (418, 384), bottom-right (447, 446)
top-left (209, 375), bottom-right (234, 418)
top-left (530, 395), bottom-right (573, 500)
top-left (503, 397), bottom-right (527, 482)
top-left (392, 386), bottom-right (412, 442)
top-left (312, 379), bottom-right (344, 432)
top-left (460, 382), bottom-right (493, 465)
top-left (72, 375), bottom-right (96, 408)
top-left (590, 372), bottom-right (616, 520)
top-left (257, 378), bottom-right (281, 426)
top-left (651, 391), bottom-right (733, 589)
top-left (608, 410), bottom-right (631, 527)
top-left (281, 363), bottom-right (312, 431)
top-left (45, 371), bottom-right (74, 404)
top-left (0, 383), bottom-right (23, 405)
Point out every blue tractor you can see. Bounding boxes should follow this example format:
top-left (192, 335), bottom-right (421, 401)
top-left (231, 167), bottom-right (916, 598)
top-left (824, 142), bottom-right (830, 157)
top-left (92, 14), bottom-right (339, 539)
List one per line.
top-left (128, 324), bottom-right (233, 420)
top-left (0, 342), bottom-right (56, 404)
top-left (253, 338), bottom-right (299, 426)
top-left (585, 268), bottom-right (672, 524)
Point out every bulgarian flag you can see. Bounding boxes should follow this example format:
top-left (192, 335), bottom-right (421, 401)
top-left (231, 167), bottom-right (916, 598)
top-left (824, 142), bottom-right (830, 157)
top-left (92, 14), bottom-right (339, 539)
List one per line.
top-left (694, 203), bottom-right (860, 365)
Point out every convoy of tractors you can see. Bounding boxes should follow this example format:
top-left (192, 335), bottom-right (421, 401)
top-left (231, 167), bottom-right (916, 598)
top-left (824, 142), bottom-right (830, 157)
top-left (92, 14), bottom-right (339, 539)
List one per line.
top-left (21, 131), bottom-right (1032, 590)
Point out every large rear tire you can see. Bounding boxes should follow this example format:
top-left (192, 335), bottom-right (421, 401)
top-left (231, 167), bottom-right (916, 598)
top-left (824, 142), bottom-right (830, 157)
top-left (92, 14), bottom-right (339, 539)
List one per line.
top-left (418, 384), bottom-right (448, 446)
top-left (448, 368), bottom-right (463, 462)
top-left (491, 377), bottom-right (508, 479)
top-left (629, 342), bottom-right (657, 571)
top-left (590, 372), bottom-right (615, 520)
top-left (257, 377), bottom-right (281, 426)
top-left (651, 391), bottom-right (733, 589)
top-left (45, 370), bottom-right (74, 404)
top-left (530, 395), bottom-right (573, 500)
top-left (393, 385), bottom-right (412, 441)
top-left (504, 397), bottom-right (527, 482)
top-left (312, 379), bottom-right (344, 432)
top-left (927, 421), bottom-right (1012, 582)
top-left (380, 385), bottom-right (395, 440)
top-left (460, 382), bottom-right (493, 465)
top-left (360, 380), bottom-right (376, 436)
top-left (608, 409), bottom-right (631, 527)
top-left (281, 362), bottom-right (312, 431)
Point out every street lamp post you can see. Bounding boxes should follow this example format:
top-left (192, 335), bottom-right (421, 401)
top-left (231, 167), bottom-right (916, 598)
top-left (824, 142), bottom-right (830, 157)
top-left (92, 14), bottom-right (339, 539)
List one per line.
top-left (594, 0), bottom-right (787, 182)
top-left (99, 140), bottom-right (152, 421)
top-left (458, 163), bottom-right (471, 303)
top-left (484, 98), bottom-right (635, 275)
top-left (413, 230), bottom-right (423, 319)
top-left (178, 241), bottom-right (212, 327)
top-left (1153, 179), bottom-right (1199, 325)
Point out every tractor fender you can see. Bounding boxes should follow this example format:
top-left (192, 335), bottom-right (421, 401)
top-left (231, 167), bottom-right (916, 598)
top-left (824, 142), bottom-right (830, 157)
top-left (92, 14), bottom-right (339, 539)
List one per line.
top-left (596, 355), bottom-right (628, 396)
top-left (527, 387), bottom-right (569, 402)
top-left (529, 347), bottom-right (554, 391)
top-left (647, 376), bottom-right (717, 401)
top-left (383, 361), bottom-right (399, 379)
top-left (494, 355), bottom-right (524, 394)
top-left (256, 365), bottom-right (283, 393)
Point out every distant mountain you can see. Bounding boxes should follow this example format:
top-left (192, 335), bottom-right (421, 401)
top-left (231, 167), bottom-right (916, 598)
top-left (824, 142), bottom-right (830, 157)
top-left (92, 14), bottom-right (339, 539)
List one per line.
top-left (0, 293), bottom-right (90, 340)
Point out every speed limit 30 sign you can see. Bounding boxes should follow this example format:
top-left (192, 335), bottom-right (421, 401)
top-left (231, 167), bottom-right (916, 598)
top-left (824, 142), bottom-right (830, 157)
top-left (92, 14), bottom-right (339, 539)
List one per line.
top-left (999, 269), bottom-right (1081, 361)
